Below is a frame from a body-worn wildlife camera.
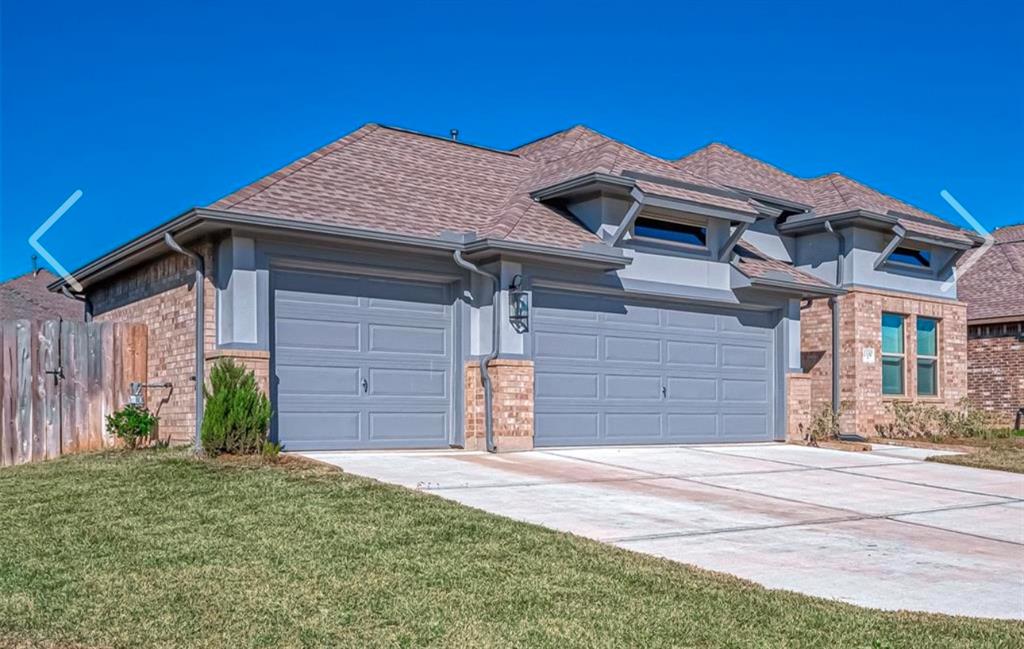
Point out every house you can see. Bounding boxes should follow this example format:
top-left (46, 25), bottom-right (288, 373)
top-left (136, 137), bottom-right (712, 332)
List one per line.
top-left (48, 124), bottom-right (980, 450)
top-left (1, 268), bottom-right (84, 321)
top-left (958, 224), bottom-right (1024, 427)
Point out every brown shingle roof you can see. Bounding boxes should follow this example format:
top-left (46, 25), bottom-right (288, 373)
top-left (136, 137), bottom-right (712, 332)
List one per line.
top-left (0, 269), bottom-right (83, 320)
top-left (207, 123), bottom-right (972, 259)
top-left (676, 143), bottom-right (816, 207)
top-left (678, 144), bottom-right (975, 244)
top-left (732, 243), bottom-right (833, 290)
top-left (958, 224), bottom-right (1024, 322)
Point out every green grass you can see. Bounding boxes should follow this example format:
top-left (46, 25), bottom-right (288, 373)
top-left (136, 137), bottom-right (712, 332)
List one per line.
top-left (1, 450), bottom-right (1021, 649)
top-left (925, 432), bottom-right (1024, 473)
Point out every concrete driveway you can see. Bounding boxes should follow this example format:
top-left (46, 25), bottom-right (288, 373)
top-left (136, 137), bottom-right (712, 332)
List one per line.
top-left (302, 443), bottom-right (1024, 620)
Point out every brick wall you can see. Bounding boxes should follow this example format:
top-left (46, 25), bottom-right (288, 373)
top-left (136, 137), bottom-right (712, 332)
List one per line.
top-left (465, 359), bottom-right (534, 451)
top-left (785, 373), bottom-right (813, 442)
top-left (205, 349), bottom-right (271, 396)
top-left (90, 242), bottom-right (217, 442)
top-left (967, 324), bottom-right (1024, 427)
top-left (800, 287), bottom-right (968, 436)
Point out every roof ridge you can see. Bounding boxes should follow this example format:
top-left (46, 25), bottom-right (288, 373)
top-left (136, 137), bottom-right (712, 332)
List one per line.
top-left (824, 171), bottom-right (943, 222)
top-left (700, 142), bottom-right (808, 183)
top-left (211, 123), bottom-right (382, 209)
top-left (375, 124), bottom-right (523, 157)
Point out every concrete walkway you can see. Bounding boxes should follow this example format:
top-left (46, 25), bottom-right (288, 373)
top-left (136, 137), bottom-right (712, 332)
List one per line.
top-left (301, 443), bottom-right (1024, 620)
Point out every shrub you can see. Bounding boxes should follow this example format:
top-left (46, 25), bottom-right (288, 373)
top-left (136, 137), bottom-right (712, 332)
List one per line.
top-left (106, 404), bottom-right (159, 449)
top-left (201, 359), bottom-right (272, 456)
top-left (875, 399), bottom-right (999, 439)
top-left (806, 403), bottom-right (842, 443)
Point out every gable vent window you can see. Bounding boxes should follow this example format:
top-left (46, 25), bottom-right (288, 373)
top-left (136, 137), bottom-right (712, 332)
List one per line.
top-left (633, 217), bottom-right (707, 247)
top-left (889, 246), bottom-right (930, 268)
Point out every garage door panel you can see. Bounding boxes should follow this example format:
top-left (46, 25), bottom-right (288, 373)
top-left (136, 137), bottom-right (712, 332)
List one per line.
top-left (666, 340), bottom-right (718, 366)
top-left (664, 309), bottom-right (718, 331)
top-left (667, 414), bottom-right (718, 438)
top-left (722, 344), bottom-right (769, 369)
top-left (722, 414), bottom-right (769, 436)
top-left (721, 378), bottom-right (769, 402)
top-left (278, 412), bottom-right (361, 444)
top-left (667, 377), bottom-right (717, 401)
top-left (535, 412), bottom-right (600, 441)
top-left (277, 366), bottom-right (360, 396)
top-left (276, 319), bottom-right (360, 351)
top-left (606, 413), bottom-right (661, 439)
top-left (605, 374), bottom-right (662, 400)
top-left (534, 289), bottom-right (776, 447)
top-left (367, 412), bottom-right (447, 442)
top-left (367, 368), bottom-right (448, 398)
top-left (274, 269), bottom-right (454, 451)
top-left (534, 331), bottom-right (599, 360)
top-left (606, 336), bottom-right (661, 363)
top-left (535, 372), bottom-right (599, 399)
top-left (368, 323), bottom-right (447, 355)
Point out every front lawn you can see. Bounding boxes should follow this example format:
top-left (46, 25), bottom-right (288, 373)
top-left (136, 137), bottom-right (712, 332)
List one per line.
top-left (925, 430), bottom-right (1024, 473)
top-left (1, 450), bottom-right (1021, 648)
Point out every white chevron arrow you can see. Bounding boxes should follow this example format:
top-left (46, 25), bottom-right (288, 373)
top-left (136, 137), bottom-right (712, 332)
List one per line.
top-left (28, 189), bottom-right (83, 292)
top-left (939, 189), bottom-right (993, 294)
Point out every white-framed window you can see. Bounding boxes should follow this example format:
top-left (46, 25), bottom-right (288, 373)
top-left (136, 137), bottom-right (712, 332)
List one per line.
top-left (881, 312), bottom-right (905, 395)
top-left (916, 317), bottom-right (939, 396)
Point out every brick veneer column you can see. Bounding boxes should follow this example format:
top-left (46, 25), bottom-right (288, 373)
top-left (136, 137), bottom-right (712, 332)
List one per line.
top-left (205, 349), bottom-right (271, 396)
top-left (464, 359), bottom-right (534, 451)
top-left (786, 373), bottom-right (813, 442)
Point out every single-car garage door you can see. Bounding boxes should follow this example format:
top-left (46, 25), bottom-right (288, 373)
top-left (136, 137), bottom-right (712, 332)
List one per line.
top-left (273, 269), bottom-right (455, 451)
top-left (533, 290), bottom-right (778, 447)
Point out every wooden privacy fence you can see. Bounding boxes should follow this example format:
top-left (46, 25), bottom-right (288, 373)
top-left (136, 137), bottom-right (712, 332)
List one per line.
top-left (0, 320), bottom-right (147, 467)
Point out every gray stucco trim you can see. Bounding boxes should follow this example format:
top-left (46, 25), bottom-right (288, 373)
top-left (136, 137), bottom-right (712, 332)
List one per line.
top-left (745, 276), bottom-right (845, 298)
top-left (53, 206), bottom-right (634, 291)
top-left (873, 224), bottom-right (909, 270)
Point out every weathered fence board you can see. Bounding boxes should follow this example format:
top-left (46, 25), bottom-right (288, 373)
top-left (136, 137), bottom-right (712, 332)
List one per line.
top-left (0, 320), bottom-right (148, 467)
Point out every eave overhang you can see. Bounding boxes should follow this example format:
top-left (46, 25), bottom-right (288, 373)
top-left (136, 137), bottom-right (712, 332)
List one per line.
top-left (778, 209), bottom-right (981, 249)
top-left (531, 172), bottom-right (769, 224)
top-left (48, 207), bottom-right (631, 292)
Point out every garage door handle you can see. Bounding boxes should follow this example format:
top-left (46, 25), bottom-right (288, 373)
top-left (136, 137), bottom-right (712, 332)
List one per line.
top-left (361, 378), bottom-right (368, 393)
top-left (661, 386), bottom-right (667, 398)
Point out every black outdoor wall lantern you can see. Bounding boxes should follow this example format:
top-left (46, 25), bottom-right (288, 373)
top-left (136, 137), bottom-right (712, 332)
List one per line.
top-left (508, 274), bottom-right (529, 333)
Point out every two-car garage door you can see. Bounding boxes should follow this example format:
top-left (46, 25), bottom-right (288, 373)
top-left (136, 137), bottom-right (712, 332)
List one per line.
top-left (532, 290), bottom-right (778, 447)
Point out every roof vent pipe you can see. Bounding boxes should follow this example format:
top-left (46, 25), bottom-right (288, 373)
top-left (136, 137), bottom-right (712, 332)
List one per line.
top-left (163, 232), bottom-right (205, 453)
top-left (453, 250), bottom-right (498, 453)
top-left (450, 128), bottom-right (459, 142)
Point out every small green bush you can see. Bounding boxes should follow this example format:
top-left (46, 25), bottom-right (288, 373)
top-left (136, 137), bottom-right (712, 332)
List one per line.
top-left (201, 359), bottom-right (272, 456)
top-left (106, 404), bottom-right (159, 449)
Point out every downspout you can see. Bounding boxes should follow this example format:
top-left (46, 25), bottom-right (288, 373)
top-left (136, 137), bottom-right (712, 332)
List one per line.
top-left (60, 286), bottom-right (93, 322)
top-left (823, 221), bottom-right (845, 418)
top-left (163, 232), bottom-right (205, 453)
top-left (453, 250), bottom-right (499, 453)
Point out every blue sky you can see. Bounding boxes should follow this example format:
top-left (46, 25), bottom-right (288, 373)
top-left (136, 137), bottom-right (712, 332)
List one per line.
top-left (2, 0), bottom-right (1022, 281)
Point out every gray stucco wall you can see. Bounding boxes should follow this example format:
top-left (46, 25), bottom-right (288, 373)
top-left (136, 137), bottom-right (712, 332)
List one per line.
top-left (794, 226), bottom-right (958, 299)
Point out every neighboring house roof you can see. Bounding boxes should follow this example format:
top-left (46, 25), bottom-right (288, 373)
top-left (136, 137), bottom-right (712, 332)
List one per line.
top-left (958, 224), bottom-right (1024, 322)
top-left (0, 269), bottom-right (83, 320)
